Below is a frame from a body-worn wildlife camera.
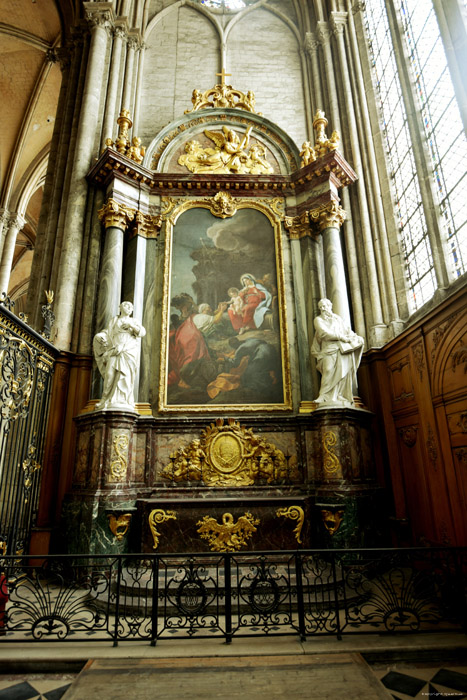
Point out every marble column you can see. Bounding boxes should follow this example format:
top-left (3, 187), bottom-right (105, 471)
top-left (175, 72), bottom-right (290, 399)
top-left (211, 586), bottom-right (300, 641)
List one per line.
top-left (0, 213), bottom-right (25, 294)
top-left (285, 214), bottom-right (316, 405)
top-left (310, 202), bottom-right (351, 328)
top-left (96, 198), bottom-right (135, 335)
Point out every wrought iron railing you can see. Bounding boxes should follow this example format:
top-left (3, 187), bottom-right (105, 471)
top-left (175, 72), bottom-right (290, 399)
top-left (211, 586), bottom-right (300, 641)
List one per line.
top-left (0, 300), bottom-right (58, 556)
top-left (0, 547), bottom-right (465, 643)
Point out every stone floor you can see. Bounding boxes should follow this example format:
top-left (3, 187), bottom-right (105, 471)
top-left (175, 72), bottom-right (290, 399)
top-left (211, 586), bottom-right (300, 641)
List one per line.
top-left (0, 634), bottom-right (465, 699)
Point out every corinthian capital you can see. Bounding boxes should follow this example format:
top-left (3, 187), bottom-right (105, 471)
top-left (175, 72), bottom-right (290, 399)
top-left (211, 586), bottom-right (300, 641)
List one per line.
top-left (284, 212), bottom-right (311, 239)
top-left (8, 213), bottom-right (26, 230)
top-left (309, 201), bottom-right (346, 231)
top-left (98, 198), bottom-right (135, 230)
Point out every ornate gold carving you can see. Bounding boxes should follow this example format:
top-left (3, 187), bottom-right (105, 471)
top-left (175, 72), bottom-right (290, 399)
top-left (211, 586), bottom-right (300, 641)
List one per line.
top-left (321, 508), bottom-right (345, 535)
top-left (284, 211), bottom-right (312, 239)
top-left (300, 142), bottom-right (316, 167)
top-left (130, 211), bottom-right (162, 239)
top-left (207, 191), bottom-right (237, 219)
top-left (276, 505), bottom-right (304, 544)
top-left (150, 113), bottom-right (295, 171)
top-left (196, 512), bottom-right (259, 552)
top-left (98, 197), bottom-right (136, 230)
top-left (185, 71), bottom-right (261, 115)
top-left (178, 127), bottom-right (273, 175)
top-left (313, 110), bottom-right (340, 157)
top-left (162, 418), bottom-right (299, 486)
top-left (399, 426), bottom-right (418, 448)
top-left (322, 430), bottom-right (342, 475)
top-left (108, 513), bottom-right (132, 541)
top-left (148, 509), bottom-right (177, 550)
top-left (109, 434), bottom-right (129, 482)
top-left (309, 200), bottom-right (346, 231)
top-left (161, 197), bottom-right (176, 217)
top-left (104, 109), bottom-right (146, 164)
top-left (44, 290), bottom-right (54, 304)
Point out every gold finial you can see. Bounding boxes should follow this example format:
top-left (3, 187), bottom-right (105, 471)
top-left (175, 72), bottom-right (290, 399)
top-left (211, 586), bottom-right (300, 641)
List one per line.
top-left (44, 290), bottom-right (54, 304)
top-left (312, 110), bottom-right (340, 158)
top-left (104, 110), bottom-right (146, 164)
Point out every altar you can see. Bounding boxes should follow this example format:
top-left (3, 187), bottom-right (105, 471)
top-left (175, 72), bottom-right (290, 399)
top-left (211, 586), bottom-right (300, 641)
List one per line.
top-left (62, 75), bottom-right (388, 556)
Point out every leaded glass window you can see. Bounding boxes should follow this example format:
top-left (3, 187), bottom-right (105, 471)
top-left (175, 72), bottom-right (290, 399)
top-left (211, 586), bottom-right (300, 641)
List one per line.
top-left (364, 0), bottom-right (466, 311)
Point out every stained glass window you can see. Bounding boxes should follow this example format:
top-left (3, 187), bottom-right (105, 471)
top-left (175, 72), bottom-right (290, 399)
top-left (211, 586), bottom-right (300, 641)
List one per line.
top-left (364, 0), bottom-right (466, 311)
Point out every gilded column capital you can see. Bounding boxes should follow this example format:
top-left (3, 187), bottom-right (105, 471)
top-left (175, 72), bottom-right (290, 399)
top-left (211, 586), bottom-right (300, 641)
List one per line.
top-left (130, 211), bottom-right (162, 239)
top-left (309, 201), bottom-right (346, 231)
top-left (330, 11), bottom-right (348, 35)
top-left (316, 21), bottom-right (331, 46)
top-left (98, 198), bottom-right (135, 230)
top-left (304, 32), bottom-right (319, 55)
top-left (284, 212), bottom-right (312, 239)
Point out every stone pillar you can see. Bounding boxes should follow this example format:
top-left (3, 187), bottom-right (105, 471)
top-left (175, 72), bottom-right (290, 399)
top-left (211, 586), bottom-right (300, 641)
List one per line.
top-left (310, 201), bottom-right (351, 327)
top-left (101, 23), bottom-right (126, 149)
top-left (53, 4), bottom-right (112, 350)
top-left (325, 14), bottom-right (386, 342)
top-left (120, 36), bottom-right (137, 115)
top-left (315, 22), bottom-right (366, 342)
top-left (0, 209), bottom-right (10, 263)
top-left (96, 198), bottom-right (135, 334)
top-left (0, 213), bottom-right (25, 294)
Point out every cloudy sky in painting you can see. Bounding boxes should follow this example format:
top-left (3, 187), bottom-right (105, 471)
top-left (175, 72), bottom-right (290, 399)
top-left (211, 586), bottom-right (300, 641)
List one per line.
top-left (206, 209), bottom-right (271, 256)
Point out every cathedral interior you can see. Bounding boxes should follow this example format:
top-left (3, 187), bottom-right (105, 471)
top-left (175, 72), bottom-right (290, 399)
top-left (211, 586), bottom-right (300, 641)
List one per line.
top-left (0, 0), bottom-right (466, 679)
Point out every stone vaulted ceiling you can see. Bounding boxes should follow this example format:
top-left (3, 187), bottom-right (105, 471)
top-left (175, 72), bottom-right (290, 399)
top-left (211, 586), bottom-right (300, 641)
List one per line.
top-left (0, 0), bottom-right (76, 307)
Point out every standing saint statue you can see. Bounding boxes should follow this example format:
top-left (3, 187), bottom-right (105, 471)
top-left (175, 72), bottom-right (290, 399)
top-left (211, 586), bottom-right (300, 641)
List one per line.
top-left (93, 301), bottom-right (146, 411)
top-left (310, 298), bottom-right (364, 406)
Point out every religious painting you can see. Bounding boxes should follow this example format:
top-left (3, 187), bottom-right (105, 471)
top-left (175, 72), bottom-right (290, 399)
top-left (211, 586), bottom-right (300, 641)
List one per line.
top-left (159, 201), bottom-right (291, 411)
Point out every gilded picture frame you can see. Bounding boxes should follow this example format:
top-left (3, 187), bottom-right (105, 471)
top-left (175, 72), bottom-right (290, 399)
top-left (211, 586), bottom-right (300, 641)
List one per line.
top-left (159, 194), bottom-right (291, 412)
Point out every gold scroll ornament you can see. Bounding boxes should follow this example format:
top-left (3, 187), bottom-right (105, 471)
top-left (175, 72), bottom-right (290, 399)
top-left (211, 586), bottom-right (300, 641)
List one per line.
top-left (322, 430), bottom-right (342, 475)
top-left (108, 513), bottom-right (132, 541)
top-left (148, 509), bottom-right (177, 550)
top-left (185, 71), bottom-right (261, 115)
top-left (162, 418), bottom-right (299, 487)
top-left (197, 512), bottom-right (259, 552)
top-left (276, 505), bottom-right (305, 544)
top-left (178, 126), bottom-right (273, 175)
top-left (109, 434), bottom-right (129, 482)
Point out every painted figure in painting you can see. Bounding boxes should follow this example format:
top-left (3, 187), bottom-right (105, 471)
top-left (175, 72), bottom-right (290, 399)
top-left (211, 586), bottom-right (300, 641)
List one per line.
top-left (227, 274), bottom-right (272, 334)
top-left (311, 298), bottom-right (364, 406)
top-left (94, 301), bottom-right (146, 410)
top-left (165, 208), bottom-right (284, 407)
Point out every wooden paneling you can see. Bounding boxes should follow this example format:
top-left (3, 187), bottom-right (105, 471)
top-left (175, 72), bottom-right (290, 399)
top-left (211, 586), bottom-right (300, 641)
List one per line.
top-left (360, 285), bottom-right (467, 546)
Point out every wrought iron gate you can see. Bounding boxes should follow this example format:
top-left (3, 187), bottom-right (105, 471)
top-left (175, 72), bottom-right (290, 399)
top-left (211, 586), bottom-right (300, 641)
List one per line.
top-left (0, 299), bottom-right (57, 555)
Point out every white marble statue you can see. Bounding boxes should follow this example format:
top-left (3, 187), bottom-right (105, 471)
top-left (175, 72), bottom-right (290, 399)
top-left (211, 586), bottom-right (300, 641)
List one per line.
top-left (93, 301), bottom-right (146, 411)
top-left (310, 298), bottom-right (364, 406)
